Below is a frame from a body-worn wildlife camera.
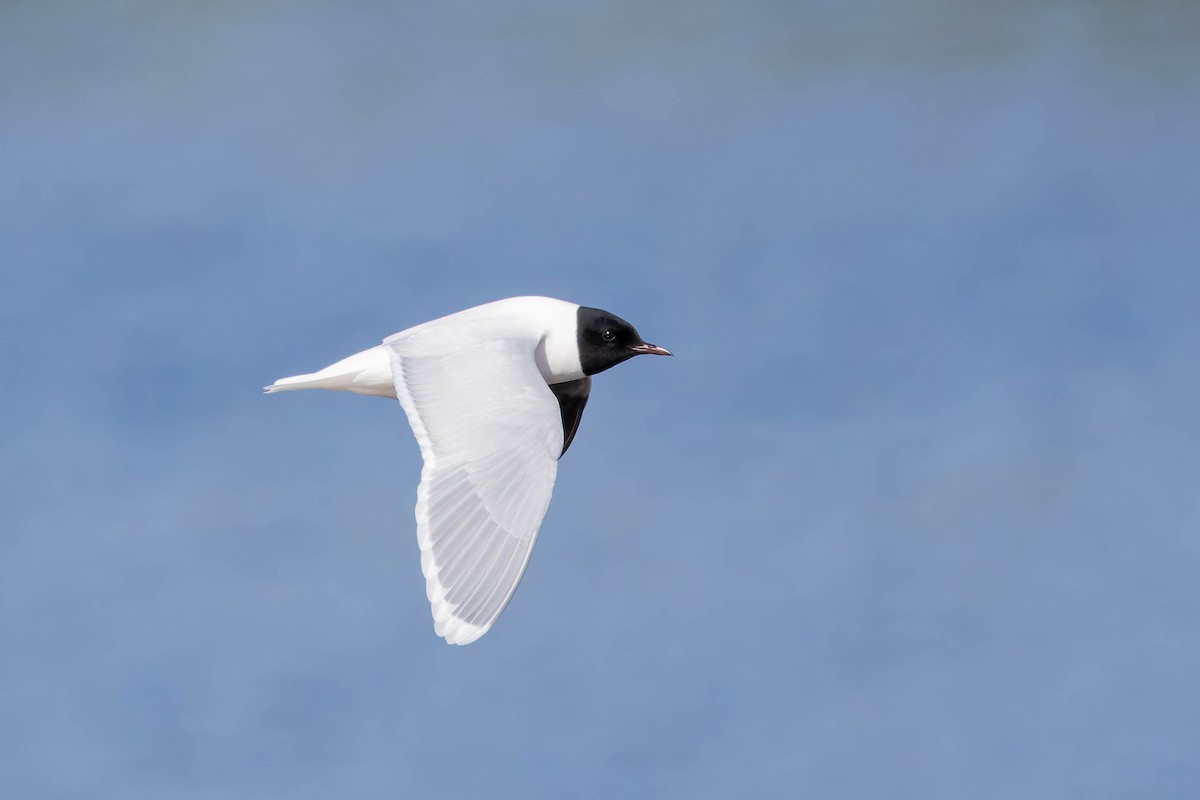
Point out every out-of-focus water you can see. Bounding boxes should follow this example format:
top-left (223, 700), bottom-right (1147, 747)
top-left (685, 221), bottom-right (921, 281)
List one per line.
top-left (2, 3), bottom-right (1198, 798)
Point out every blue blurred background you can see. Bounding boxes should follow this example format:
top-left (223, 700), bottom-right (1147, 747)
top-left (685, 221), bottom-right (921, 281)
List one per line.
top-left (3, 2), bottom-right (1199, 797)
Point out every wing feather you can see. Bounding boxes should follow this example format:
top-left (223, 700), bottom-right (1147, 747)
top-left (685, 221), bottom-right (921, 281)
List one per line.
top-left (550, 377), bottom-right (592, 457)
top-left (388, 337), bottom-right (562, 645)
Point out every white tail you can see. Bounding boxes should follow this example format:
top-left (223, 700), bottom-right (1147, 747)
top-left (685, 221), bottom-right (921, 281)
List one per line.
top-left (263, 345), bottom-right (397, 398)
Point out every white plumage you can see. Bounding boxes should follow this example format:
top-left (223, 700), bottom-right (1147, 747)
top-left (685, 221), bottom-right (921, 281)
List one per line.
top-left (266, 296), bottom-right (669, 644)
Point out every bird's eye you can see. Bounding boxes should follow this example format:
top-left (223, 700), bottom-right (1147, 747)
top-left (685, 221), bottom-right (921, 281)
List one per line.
top-left (601, 329), bottom-right (615, 342)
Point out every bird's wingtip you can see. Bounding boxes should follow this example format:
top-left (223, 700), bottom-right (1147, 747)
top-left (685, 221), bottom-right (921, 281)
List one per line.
top-left (435, 615), bottom-right (490, 646)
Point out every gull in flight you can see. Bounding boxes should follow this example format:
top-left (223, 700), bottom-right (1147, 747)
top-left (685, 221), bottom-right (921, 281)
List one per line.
top-left (266, 297), bottom-right (671, 644)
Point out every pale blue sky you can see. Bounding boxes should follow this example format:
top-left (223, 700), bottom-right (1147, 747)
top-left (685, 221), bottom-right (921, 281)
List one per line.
top-left (3, 3), bottom-right (1199, 798)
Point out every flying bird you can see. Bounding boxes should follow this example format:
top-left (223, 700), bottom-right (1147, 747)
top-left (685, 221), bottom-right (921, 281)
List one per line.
top-left (265, 297), bottom-right (671, 645)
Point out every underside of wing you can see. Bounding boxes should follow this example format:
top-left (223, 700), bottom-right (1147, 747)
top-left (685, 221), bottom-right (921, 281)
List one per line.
top-left (550, 377), bottom-right (591, 458)
top-left (387, 337), bottom-right (563, 645)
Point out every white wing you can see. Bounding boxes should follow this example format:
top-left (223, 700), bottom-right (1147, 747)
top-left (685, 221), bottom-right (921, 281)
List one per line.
top-left (387, 336), bottom-right (563, 645)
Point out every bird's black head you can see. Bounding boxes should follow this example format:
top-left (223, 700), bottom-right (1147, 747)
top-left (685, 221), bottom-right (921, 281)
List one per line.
top-left (576, 306), bottom-right (672, 376)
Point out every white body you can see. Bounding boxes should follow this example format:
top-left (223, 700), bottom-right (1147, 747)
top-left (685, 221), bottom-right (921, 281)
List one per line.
top-left (265, 297), bottom-right (585, 645)
top-left (264, 297), bottom-right (584, 398)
